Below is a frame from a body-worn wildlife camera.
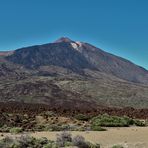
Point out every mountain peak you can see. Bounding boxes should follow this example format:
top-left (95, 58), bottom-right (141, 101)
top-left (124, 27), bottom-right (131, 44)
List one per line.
top-left (54, 37), bottom-right (75, 43)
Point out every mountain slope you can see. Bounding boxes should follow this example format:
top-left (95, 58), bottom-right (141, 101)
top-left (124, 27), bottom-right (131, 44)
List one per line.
top-left (76, 42), bottom-right (148, 83)
top-left (6, 37), bottom-right (148, 84)
top-left (0, 37), bottom-right (148, 109)
top-left (6, 42), bottom-right (95, 74)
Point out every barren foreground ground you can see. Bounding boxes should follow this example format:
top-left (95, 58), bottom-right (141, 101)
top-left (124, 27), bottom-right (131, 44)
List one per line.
top-left (31, 127), bottom-right (148, 148)
top-left (1, 127), bottom-right (148, 148)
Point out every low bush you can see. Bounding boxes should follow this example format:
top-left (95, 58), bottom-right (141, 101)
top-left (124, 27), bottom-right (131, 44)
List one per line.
top-left (122, 116), bottom-right (134, 125)
top-left (0, 135), bottom-right (55, 148)
top-left (50, 124), bottom-right (66, 131)
top-left (9, 127), bottom-right (23, 134)
top-left (91, 114), bottom-right (146, 128)
top-left (75, 114), bottom-right (91, 121)
top-left (112, 144), bottom-right (124, 148)
top-left (134, 120), bottom-right (145, 126)
top-left (88, 142), bottom-right (100, 148)
top-left (56, 132), bottom-right (72, 147)
top-left (91, 125), bottom-right (106, 131)
top-left (34, 124), bottom-right (46, 131)
top-left (91, 114), bottom-right (134, 127)
top-left (0, 125), bottom-right (11, 132)
top-left (72, 135), bottom-right (100, 148)
top-left (41, 111), bottom-right (55, 117)
top-left (0, 123), bottom-right (4, 128)
top-left (72, 135), bottom-right (89, 148)
top-left (0, 133), bottom-right (101, 148)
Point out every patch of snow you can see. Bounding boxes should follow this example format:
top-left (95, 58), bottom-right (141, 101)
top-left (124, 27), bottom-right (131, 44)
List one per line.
top-left (76, 41), bottom-right (83, 47)
top-left (71, 43), bottom-right (79, 51)
top-left (71, 42), bottom-right (83, 52)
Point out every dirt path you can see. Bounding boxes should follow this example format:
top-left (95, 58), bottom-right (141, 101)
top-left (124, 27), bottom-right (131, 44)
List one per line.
top-left (0, 127), bottom-right (148, 148)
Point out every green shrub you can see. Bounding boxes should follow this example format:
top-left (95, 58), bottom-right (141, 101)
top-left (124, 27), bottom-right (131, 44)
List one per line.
top-left (112, 144), bottom-right (124, 148)
top-left (134, 120), bottom-right (145, 126)
top-left (9, 127), bottom-right (23, 134)
top-left (91, 125), bottom-right (106, 131)
top-left (0, 123), bottom-right (4, 128)
top-left (122, 116), bottom-right (134, 125)
top-left (0, 125), bottom-right (11, 132)
top-left (91, 114), bottom-right (145, 128)
top-left (88, 142), bottom-right (100, 148)
top-left (50, 125), bottom-right (64, 131)
top-left (64, 141), bottom-right (73, 147)
top-left (91, 114), bottom-right (134, 127)
top-left (75, 114), bottom-right (91, 121)
top-left (43, 143), bottom-right (55, 148)
top-left (34, 124), bottom-right (46, 131)
top-left (61, 124), bottom-right (70, 131)
top-left (38, 137), bottom-right (49, 145)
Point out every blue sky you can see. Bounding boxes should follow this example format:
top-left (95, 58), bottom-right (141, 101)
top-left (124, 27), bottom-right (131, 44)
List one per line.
top-left (0, 0), bottom-right (148, 69)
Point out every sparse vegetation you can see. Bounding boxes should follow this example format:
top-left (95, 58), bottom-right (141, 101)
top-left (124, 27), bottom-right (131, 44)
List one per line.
top-left (91, 114), bottom-right (145, 127)
top-left (91, 114), bottom-right (130, 127)
top-left (9, 127), bottom-right (23, 134)
top-left (112, 145), bottom-right (124, 148)
top-left (41, 111), bottom-right (55, 117)
top-left (72, 135), bottom-right (89, 148)
top-left (0, 125), bottom-right (11, 132)
top-left (0, 132), bottom-right (100, 148)
top-left (75, 114), bottom-right (91, 121)
top-left (0, 112), bottom-right (146, 134)
top-left (134, 119), bottom-right (146, 126)
top-left (0, 135), bottom-right (52, 148)
top-left (56, 132), bottom-right (72, 147)
top-left (91, 125), bottom-right (107, 131)
top-left (56, 132), bottom-right (100, 148)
